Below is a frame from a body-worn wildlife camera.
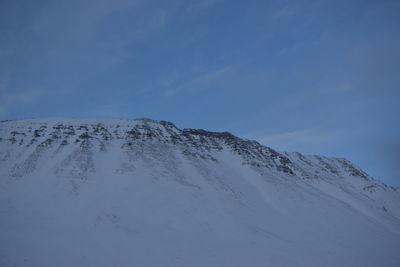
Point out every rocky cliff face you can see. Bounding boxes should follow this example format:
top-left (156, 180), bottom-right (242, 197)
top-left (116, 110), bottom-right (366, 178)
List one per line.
top-left (1, 118), bottom-right (400, 267)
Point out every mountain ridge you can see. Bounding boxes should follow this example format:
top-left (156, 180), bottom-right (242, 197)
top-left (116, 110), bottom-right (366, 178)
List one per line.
top-left (0, 117), bottom-right (394, 183)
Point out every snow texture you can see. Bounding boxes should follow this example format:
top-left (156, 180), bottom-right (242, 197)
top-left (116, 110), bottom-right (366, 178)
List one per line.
top-left (0, 118), bottom-right (399, 267)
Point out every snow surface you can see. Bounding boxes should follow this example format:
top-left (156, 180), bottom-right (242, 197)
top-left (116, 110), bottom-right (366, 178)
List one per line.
top-left (0, 118), bottom-right (399, 267)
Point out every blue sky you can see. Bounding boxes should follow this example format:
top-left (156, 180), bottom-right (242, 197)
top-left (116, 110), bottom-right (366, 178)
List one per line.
top-left (0, 0), bottom-right (399, 185)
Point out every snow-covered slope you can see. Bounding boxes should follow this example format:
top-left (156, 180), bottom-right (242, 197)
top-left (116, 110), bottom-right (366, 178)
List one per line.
top-left (1, 118), bottom-right (399, 267)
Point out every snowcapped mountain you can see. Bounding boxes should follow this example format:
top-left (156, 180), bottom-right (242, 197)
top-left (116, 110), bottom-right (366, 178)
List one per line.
top-left (1, 118), bottom-right (399, 267)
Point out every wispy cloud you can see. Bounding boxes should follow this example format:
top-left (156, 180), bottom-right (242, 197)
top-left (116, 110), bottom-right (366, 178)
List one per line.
top-left (0, 87), bottom-right (50, 117)
top-left (244, 127), bottom-right (347, 153)
top-left (164, 64), bottom-right (236, 97)
top-left (372, 139), bottom-right (400, 185)
top-left (184, 0), bottom-right (220, 13)
top-left (271, 6), bottom-right (296, 20)
top-left (83, 103), bottom-right (131, 119)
